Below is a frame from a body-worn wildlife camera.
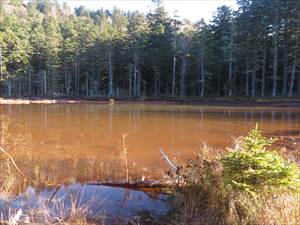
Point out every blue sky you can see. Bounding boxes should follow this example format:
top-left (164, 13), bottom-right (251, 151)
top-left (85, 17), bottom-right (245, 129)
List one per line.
top-left (54, 0), bottom-right (237, 23)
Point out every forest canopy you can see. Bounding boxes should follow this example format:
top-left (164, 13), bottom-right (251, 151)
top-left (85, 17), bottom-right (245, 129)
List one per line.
top-left (0, 0), bottom-right (299, 98)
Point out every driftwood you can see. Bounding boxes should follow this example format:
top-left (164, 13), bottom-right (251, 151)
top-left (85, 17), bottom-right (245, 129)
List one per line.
top-left (159, 147), bottom-right (177, 171)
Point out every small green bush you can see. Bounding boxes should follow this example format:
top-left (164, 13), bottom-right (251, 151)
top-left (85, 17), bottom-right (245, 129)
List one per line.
top-left (221, 124), bottom-right (300, 194)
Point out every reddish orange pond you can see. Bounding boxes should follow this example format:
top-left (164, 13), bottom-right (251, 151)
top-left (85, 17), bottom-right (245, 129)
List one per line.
top-left (0, 103), bottom-right (300, 184)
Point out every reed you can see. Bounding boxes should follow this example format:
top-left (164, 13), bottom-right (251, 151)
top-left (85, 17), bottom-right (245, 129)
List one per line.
top-left (122, 133), bottom-right (129, 184)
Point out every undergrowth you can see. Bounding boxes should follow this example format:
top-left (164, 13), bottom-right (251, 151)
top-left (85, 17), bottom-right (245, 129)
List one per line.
top-left (162, 125), bottom-right (300, 225)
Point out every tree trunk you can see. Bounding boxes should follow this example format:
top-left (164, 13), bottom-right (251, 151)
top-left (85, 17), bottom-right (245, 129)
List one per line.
top-left (128, 64), bottom-right (132, 96)
top-left (272, 13), bottom-right (279, 97)
top-left (133, 51), bottom-right (138, 96)
top-left (137, 70), bottom-right (141, 97)
top-left (43, 70), bottom-right (47, 95)
top-left (171, 38), bottom-right (176, 96)
top-left (86, 71), bottom-right (89, 97)
top-left (64, 58), bottom-right (68, 95)
top-left (180, 56), bottom-right (186, 97)
top-left (297, 72), bottom-right (300, 96)
top-left (217, 75), bottom-right (220, 96)
top-left (8, 79), bottom-right (12, 97)
top-left (0, 46), bottom-right (2, 77)
top-left (108, 47), bottom-right (114, 97)
top-left (200, 44), bottom-right (205, 97)
top-left (154, 66), bottom-right (159, 96)
top-left (28, 65), bottom-right (32, 96)
top-left (251, 55), bottom-right (257, 97)
top-left (288, 56), bottom-right (297, 97)
top-left (245, 59), bottom-right (249, 97)
top-left (282, 47), bottom-right (288, 96)
top-left (228, 24), bottom-right (234, 97)
top-left (74, 53), bottom-right (80, 97)
top-left (288, 10), bottom-right (299, 97)
top-left (261, 39), bottom-right (267, 97)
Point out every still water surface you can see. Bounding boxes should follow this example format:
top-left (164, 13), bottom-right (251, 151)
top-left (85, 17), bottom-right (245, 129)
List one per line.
top-left (1, 103), bottom-right (300, 184)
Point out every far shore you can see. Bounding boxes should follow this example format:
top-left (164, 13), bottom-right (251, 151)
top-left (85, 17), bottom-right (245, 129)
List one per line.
top-left (0, 96), bottom-right (300, 108)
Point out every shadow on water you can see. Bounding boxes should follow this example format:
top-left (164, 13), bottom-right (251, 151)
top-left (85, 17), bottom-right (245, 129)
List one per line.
top-left (0, 183), bottom-right (170, 223)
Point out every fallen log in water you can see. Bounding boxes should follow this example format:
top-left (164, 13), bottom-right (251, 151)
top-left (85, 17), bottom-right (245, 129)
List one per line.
top-left (86, 181), bottom-right (175, 192)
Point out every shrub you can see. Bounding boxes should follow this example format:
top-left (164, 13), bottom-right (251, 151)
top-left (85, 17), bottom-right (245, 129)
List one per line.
top-left (163, 126), bottom-right (300, 225)
top-left (221, 124), bottom-right (299, 194)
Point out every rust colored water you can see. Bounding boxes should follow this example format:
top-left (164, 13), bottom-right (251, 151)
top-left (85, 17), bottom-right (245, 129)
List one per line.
top-left (0, 103), bottom-right (299, 184)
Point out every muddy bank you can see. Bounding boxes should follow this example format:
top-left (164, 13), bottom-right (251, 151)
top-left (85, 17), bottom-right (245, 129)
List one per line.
top-left (0, 96), bottom-right (300, 108)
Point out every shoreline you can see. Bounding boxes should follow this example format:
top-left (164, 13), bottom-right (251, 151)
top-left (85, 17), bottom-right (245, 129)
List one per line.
top-left (0, 96), bottom-right (300, 108)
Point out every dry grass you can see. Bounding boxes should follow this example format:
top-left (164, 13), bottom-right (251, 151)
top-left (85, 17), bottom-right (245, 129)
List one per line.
top-left (159, 142), bottom-right (300, 225)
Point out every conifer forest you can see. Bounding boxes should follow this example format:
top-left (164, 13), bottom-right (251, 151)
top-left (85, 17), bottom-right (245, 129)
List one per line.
top-left (0, 0), bottom-right (299, 98)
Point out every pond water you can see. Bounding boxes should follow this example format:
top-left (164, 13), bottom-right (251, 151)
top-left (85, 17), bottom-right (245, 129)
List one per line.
top-left (0, 183), bottom-right (169, 223)
top-left (0, 103), bottom-right (300, 185)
